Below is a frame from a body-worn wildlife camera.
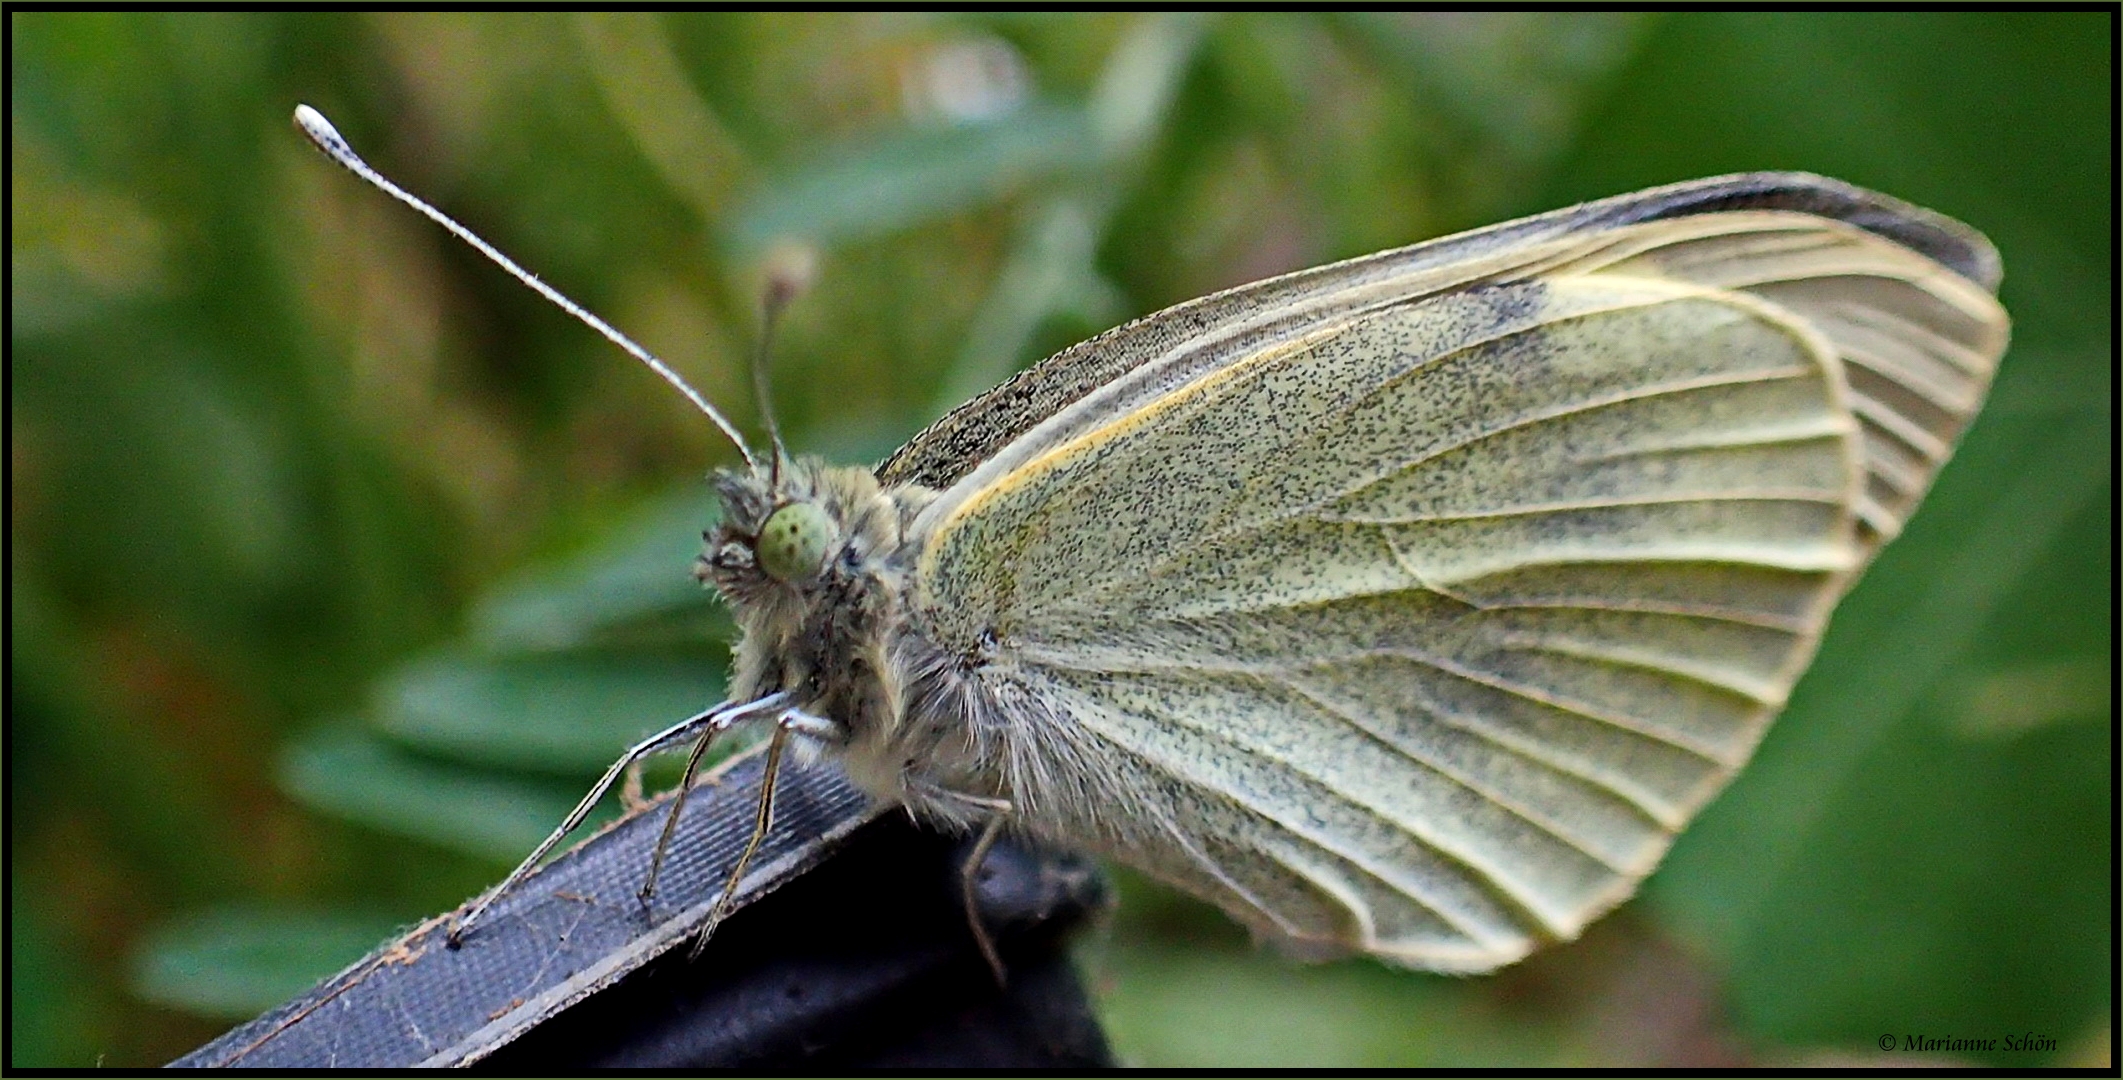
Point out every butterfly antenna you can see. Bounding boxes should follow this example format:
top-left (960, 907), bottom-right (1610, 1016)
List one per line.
top-left (753, 244), bottom-right (814, 491)
top-left (293, 105), bottom-right (756, 470)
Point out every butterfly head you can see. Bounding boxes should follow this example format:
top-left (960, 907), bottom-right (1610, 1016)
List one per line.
top-left (697, 456), bottom-right (896, 609)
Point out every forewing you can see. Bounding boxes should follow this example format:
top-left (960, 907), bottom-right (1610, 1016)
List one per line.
top-left (908, 207), bottom-right (2004, 970)
top-left (878, 171), bottom-right (2003, 504)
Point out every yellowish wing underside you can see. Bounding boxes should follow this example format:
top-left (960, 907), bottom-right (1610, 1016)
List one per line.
top-left (1549, 216), bottom-right (2007, 553)
top-left (916, 214), bottom-right (2006, 971)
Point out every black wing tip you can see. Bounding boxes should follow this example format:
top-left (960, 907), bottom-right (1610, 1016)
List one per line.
top-left (1600, 171), bottom-right (2004, 291)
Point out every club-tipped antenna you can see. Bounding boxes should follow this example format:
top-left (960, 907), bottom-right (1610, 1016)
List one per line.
top-left (293, 104), bottom-right (756, 470)
top-left (751, 245), bottom-right (815, 490)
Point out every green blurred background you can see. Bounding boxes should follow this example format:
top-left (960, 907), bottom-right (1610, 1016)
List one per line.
top-left (10, 12), bottom-right (2111, 1068)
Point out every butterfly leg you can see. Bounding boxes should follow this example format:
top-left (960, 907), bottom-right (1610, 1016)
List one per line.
top-left (685, 706), bottom-right (841, 959)
top-left (959, 797), bottom-right (1016, 986)
top-left (446, 692), bottom-right (790, 949)
top-left (642, 693), bottom-right (823, 904)
top-left (637, 713), bottom-right (730, 905)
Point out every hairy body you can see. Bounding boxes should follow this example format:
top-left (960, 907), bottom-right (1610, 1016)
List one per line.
top-left (702, 461), bottom-right (1128, 844)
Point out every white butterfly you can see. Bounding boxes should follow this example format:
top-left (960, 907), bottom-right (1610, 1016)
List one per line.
top-left (299, 107), bottom-right (2006, 976)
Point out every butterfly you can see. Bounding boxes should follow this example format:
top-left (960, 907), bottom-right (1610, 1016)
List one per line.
top-left (298, 106), bottom-right (2007, 977)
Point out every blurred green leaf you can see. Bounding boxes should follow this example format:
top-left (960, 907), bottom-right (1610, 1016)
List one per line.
top-left (277, 727), bottom-right (591, 863)
top-left (376, 652), bottom-right (725, 774)
top-left (12, 893), bottom-right (110, 1068)
top-left (1096, 947), bottom-right (1483, 1068)
top-left (935, 198), bottom-right (1122, 413)
top-left (470, 488), bottom-right (726, 652)
top-left (728, 104), bottom-right (1096, 256)
top-left (131, 907), bottom-right (408, 1020)
top-left (1083, 12), bottom-right (1212, 158)
top-left (1332, 12), bottom-right (1653, 164)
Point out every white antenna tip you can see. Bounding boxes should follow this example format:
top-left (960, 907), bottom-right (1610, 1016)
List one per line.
top-left (292, 103), bottom-right (334, 142)
top-left (293, 104), bottom-right (358, 166)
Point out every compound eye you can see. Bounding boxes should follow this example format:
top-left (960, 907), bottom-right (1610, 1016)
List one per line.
top-left (755, 501), bottom-right (835, 582)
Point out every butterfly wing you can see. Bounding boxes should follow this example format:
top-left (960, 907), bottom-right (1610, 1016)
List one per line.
top-left (894, 181), bottom-right (2007, 971)
top-left (879, 172), bottom-right (2005, 550)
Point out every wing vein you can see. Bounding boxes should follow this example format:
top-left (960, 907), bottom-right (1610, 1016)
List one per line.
top-left (1022, 644), bottom-right (1721, 815)
top-left (1051, 363), bottom-right (1834, 618)
top-left (1075, 697), bottom-right (1526, 945)
top-left (1269, 674), bottom-right (1650, 869)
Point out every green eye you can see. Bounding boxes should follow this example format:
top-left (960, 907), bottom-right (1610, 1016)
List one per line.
top-left (756, 502), bottom-right (834, 582)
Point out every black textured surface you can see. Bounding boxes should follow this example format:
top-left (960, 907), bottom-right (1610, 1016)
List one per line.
top-left (480, 823), bottom-right (1111, 1069)
top-left (167, 754), bottom-right (1111, 1068)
